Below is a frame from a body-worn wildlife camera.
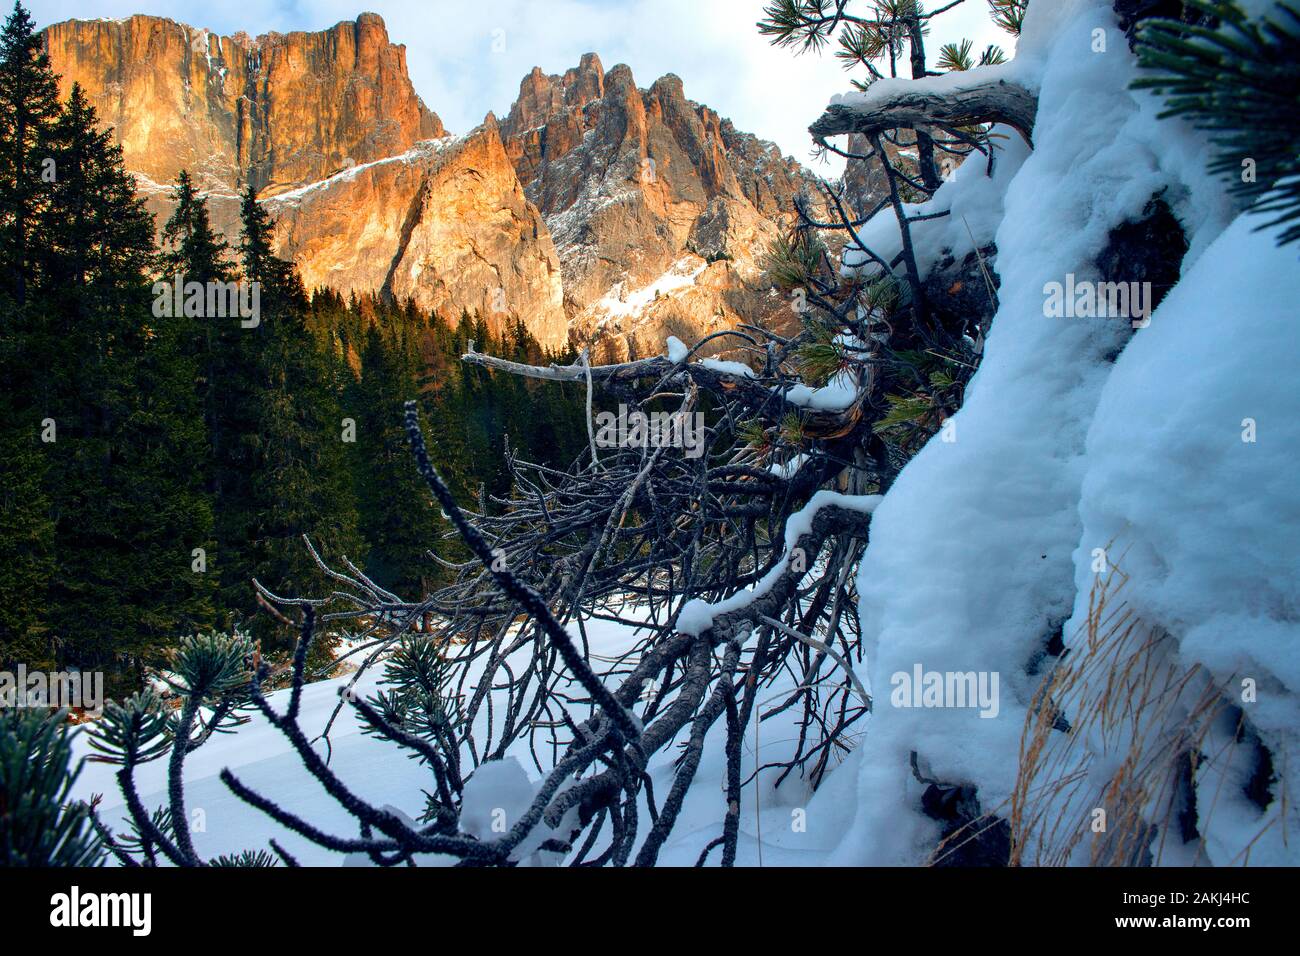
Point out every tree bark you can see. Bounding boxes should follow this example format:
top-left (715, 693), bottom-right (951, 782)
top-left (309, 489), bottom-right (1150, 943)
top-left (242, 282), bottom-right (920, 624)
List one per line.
top-left (810, 77), bottom-right (1039, 147)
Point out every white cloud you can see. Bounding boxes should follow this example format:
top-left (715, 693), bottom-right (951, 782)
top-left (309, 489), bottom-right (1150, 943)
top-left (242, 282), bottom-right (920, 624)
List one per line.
top-left (30, 0), bottom-right (1014, 170)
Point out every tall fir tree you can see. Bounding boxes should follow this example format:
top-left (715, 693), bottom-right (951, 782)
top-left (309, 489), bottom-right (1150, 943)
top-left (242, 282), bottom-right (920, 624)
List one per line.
top-left (0, 1), bottom-right (58, 668)
top-left (0, 0), bottom-right (58, 303)
top-left (158, 169), bottom-right (232, 282)
top-left (158, 169), bottom-right (237, 499)
top-left (0, 395), bottom-right (53, 671)
top-left (350, 321), bottom-right (447, 599)
top-left (36, 84), bottom-right (214, 688)
top-left (225, 185), bottom-right (362, 657)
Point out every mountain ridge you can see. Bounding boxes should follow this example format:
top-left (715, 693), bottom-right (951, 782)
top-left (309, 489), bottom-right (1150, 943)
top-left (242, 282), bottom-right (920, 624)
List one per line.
top-left (42, 12), bottom-right (821, 354)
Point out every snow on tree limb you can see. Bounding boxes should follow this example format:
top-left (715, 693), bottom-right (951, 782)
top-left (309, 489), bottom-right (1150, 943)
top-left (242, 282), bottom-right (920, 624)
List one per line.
top-left (462, 345), bottom-right (869, 438)
top-left (810, 75), bottom-right (1039, 147)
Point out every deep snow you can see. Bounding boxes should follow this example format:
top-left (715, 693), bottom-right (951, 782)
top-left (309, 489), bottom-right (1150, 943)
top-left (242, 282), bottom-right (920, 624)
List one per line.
top-left (70, 0), bottom-right (1298, 867)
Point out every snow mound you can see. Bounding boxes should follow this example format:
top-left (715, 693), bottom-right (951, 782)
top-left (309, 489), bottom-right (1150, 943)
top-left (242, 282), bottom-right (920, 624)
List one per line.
top-left (826, 0), bottom-right (1291, 866)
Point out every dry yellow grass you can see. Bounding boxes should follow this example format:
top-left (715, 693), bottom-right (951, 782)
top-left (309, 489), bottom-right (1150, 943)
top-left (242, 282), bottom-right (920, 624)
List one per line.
top-left (932, 555), bottom-right (1287, 866)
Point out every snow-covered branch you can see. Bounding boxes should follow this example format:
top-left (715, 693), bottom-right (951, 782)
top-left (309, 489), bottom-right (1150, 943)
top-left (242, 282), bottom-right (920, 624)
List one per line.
top-left (462, 345), bottom-right (869, 438)
top-left (811, 73), bottom-right (1039, 146)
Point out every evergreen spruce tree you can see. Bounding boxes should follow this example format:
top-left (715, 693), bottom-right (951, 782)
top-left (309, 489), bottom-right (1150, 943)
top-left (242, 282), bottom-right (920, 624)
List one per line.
top-left (229, 186), bottom-right (362, 658)
top-left (0, 2), bottom-right (58, 669)
top-left (416, 309), bottom-right (477, 503)
top-left (0, 409), bottom-right (53, 671)
top-left (0, 0), bottom-right (59, 303)
top-left (158, 169), bottom-right (234, 302)
top-left (36, 84), bottom-right (214, 686)
top-left (351, 322), bottom-right (446, 599)
top-left (157, 169), bottom-right (237, 528)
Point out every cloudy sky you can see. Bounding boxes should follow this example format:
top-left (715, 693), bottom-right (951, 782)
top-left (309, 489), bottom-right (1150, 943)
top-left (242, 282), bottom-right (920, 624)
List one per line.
top-left (29, 0), bottom-right (1012, 170)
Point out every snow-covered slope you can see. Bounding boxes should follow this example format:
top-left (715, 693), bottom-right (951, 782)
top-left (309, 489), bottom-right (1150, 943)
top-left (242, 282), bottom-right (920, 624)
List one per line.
top-left (68, 0), bottom-right (1296, 869)
top-left (823, 0), bottom-right (1297, 865)
top-left (70, 608), bottom-right (850, 866)
top-left (1058, 213), bottom-right (1300, 865)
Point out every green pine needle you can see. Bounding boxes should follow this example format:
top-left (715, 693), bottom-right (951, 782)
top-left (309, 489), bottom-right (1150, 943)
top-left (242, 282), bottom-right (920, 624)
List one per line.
top-left (1134, 1), bottom-right (1300, 245)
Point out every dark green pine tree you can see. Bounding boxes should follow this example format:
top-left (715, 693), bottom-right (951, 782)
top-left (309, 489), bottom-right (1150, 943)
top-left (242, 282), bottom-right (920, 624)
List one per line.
top-left (0, 1), bottom-right (58, 671)
top-left (0, 1), bottom-right (58, 670)
top-left (351, 321), bottom-right (447, 599)
top-left (158, 170), bottom-right (238, 501)
top-left (415, 309), bottom-right (477, 504)
top-left (230, 185), bottom-right (362, 658)
top-left (0, 708), bottom-right (103, 866)
top-left (450, 310), bottom-right (508, 500)
top-left (36, 84), bottom-right (215, 688)
top-left (159, 169), bottom-right (232, 282)
top-left (0, 394), bottom-right (53, 671)
top-left (0, 0), bottom-right (59, 304)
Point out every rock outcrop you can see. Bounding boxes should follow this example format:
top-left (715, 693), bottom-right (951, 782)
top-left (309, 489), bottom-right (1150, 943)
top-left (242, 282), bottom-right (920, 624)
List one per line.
top-left (268, 121), bottom-right (566, 349)
top-left (499, 55), bottom-right (820, 359)
top-left (43, 13), bottom-right (568, 348)
top-left (43, 13), bottom-right (442, 196)
top-left (43, 15), bottom-right (821, 356)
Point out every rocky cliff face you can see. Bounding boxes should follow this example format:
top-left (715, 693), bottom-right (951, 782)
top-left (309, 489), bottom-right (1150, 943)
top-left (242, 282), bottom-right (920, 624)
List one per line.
top-left (44, 14), bottom-right (818, 357)
top-left (43, 13), bottom-right (442, 196)
top-left (268, 120), bottom-right (566, 349)
top-left (499, 54), bottom-right (819, 359)
top-left (43, 13), bottom-right (569, 349)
